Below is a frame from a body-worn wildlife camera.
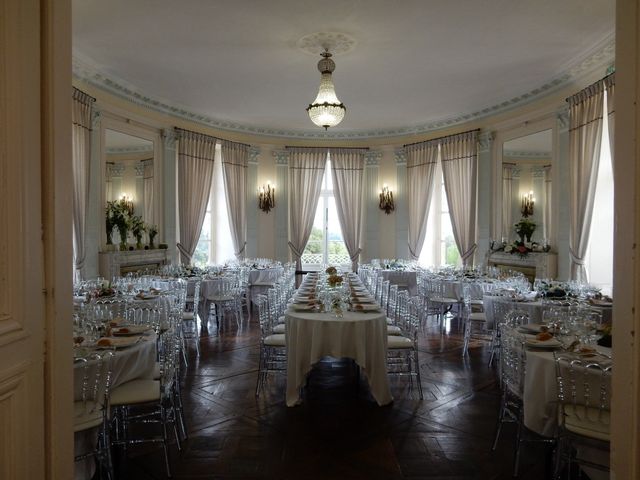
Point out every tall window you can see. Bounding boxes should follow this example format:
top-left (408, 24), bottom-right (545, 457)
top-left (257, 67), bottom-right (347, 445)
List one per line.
top-left (419, 159), bottom-right (461, 268)
top-left (301, 158), bottom-right (350, 269)
top-left (585, 90), bottom-right (614, 295)
top-left (193, 144), bottom-right (235, 266)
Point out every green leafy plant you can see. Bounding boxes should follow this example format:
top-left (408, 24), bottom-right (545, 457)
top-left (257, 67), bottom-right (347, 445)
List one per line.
top-left (130, 215), bottom-right (146, 249)
top-left (148, 224), bottom-right (158, 248)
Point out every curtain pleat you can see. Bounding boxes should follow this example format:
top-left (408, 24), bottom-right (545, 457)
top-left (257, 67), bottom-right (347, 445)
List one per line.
top-left (441, 131), bottom-right (478, 266)
top-left (177, 129), bottom-right (217, 265)
top-left (221, 140), bottom-right (249, 260)
top-left (543, 165), bottom-right (552, 244)
top-left (72, 88), bottom-right (94, 282)
top-left (501, 164), bottom-right (514, 242)
top-left (142, 160), bottom-right (154, 226)
top-left (288, 148), bottom-right (327, 271)
top-left (329, 148), bottom-right (366, 271)
top-left (406, 140), bottom-right (439, 260)
top-left (605, 73), bottom-right (615, 166)
top-left (568, 82), bottom-right (604, 281)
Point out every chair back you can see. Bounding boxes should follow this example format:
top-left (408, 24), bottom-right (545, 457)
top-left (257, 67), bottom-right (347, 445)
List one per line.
top-left (554, 352), bottom-right (612, 432)
top-left (499, 327), bottom-right (526, 398)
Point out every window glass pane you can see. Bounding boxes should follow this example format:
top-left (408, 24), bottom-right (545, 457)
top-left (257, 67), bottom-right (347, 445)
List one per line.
top-left (302, 201), bottom-right (325, 265)
top-left (327, 197), bottom-right (349, 265)
top-left (193, 209), bottom-right (211, 267)
top-left (585, 92), bottom-right (613, 295)
top-left (302, 157), bottom-right (349, 269)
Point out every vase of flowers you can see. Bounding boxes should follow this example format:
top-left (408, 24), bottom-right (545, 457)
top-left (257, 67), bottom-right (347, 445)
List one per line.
top-left (105, 201), bottom-right (116, 250)
top-left (514, 218), bottom-right (536, 243)
top-left (148, 224), bottom-right (158, 249)
top-left (110, 199), bottom-right (131, 251)
top-left (130, 215), bottom-right (146, 249)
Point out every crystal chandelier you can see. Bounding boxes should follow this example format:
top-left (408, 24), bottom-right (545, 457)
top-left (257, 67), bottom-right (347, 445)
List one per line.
top-left (306, 50), bottom-right (346, 129)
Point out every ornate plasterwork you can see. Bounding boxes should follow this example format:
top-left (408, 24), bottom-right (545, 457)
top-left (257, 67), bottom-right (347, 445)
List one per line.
top-left (297, 32), bottom-right (356, 56)
top-left (248, 146), bottom-right (260, 165)
top-left (72, 33), bottom-right (614, 141)
top-left (364, 151), bottom-right (382, 166)
top-left (478, 131), bottom-right (495, 152)
top-left (394, 149), bottom-right (407, 165)
top-left (162, 128), bottom-right (177, 148)
top-left (106, 145), bottom-right (153, 155)
top-left (272, 150), bottom-right (290, 165)
top-left (503, 150), bottom-right (552, 160)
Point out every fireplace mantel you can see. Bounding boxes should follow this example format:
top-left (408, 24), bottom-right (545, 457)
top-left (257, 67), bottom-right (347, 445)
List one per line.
top-left (99, 249), bottom-right (170, 280)
top-left (487, 251), bottom-right (557, 280)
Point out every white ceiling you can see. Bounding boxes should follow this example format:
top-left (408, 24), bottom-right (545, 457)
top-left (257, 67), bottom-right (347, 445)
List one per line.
top-left (73, 0), bottom-right (615, 139)
top-left (105, 129), bottom-right (153, 150)
top-left (504, 130), bottom-right (552, 156)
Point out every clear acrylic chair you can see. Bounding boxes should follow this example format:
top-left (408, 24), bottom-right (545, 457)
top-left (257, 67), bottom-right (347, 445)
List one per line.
top-left (553, 353), bottom-right (611, 478)
top-left (74, 351), bottom-right (115, 480)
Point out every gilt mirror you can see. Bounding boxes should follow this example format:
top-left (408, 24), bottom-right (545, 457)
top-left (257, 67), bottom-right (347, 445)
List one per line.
top-left (100, 116), bottom-right (163, 249)
top-left (501, 129), bottom-right (552, 245)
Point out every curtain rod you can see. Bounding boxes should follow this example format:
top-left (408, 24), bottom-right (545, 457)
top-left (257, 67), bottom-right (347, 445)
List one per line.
top-left (72, 86), bottom-right (96, 102)
top-left (403, 128), bottom-right (481, 148)
top-left (565, 71), bottom-right (615, 103)
top-left (284, 146), bottom-right (369, 150)
top-left (173, 127), bottom-right (251, 148)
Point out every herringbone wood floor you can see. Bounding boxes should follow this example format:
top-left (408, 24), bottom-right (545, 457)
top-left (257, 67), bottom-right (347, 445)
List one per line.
top-left (111, 313), bottom-right (556, 479)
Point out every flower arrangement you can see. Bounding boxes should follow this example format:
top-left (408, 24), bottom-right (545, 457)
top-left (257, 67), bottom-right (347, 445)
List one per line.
top-left (325, 266), bottom-right (337, 275)
top-left (148, 224), bottom-right (158, 249)
top-left (91, 283), bottom-right (115, 298)
top-left (514, 218), bottom-right (536, 243)
top-left (327, 274), bottom-right (343, 287)
top-left (130, 215), bottom-right (146, 249)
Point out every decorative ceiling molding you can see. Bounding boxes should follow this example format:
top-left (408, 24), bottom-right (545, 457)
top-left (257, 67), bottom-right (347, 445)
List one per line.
top-left (72, 33), bottom-right (614, 141)
top-left (106, 145), bottom-right (154, 155)
top-left (248, 146), bottom-right (261, 164)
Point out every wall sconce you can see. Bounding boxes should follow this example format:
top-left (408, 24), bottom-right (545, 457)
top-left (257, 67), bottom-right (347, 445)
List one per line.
top-left (258, 181), bottom-right (275, 213)
top-left (379, 184), bottom-right (395, 214)
top-left (119, 193), bottom-right (135, 216)
top-left (521, 191), bottom-right (535, 217)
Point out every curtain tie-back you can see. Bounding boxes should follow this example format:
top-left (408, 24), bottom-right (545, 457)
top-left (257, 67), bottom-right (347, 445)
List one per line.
top-left (176, 243), bottom-right (192, 263)
top-left (288, 242), bottom-right (303, 259)
top-left (461, 244), bottom-right (477, 262)
top-left (569, 249), bottom-right (585, 266)
top-left (235, 242), bottom-right (247, 257)
top-left (408, 244), bottom-right (420, 261)
top-left (349, 248), bottom-right (362, 263)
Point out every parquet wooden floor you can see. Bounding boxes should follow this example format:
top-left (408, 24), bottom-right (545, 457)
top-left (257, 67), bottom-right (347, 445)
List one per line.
top-left (112, 314), bottom-right (557, 479)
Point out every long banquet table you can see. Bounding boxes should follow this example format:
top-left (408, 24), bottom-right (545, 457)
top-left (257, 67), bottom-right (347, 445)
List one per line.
top-left (285, 273), bottom-right (392, 407)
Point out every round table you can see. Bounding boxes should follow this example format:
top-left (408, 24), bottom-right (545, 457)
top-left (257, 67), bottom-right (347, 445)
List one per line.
top-left (74, 333), bottom-right (157, 480)
top-left (285, 307), bottom-right (392, 407)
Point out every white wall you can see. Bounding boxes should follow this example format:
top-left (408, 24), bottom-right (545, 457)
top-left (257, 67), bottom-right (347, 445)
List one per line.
top-left (77, 68), bottom-right (606, 278)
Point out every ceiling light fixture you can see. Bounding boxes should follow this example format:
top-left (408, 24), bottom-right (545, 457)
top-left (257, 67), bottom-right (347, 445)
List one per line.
top-left (306, 49), bottom-right (346, 130)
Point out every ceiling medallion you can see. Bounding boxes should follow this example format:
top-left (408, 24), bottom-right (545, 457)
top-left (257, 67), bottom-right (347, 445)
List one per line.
top-left (300, 33), bottom-right (353, 130)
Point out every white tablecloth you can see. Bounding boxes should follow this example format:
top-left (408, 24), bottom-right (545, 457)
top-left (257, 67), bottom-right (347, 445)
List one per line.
top-left (483, 296), bottom-right (544, 328)
top-left (285, 309), bottom-right (392, 407)
top-left (248, 267), bottom-right (284, 303)
top-left (522, 342), bottom-right (612, 436)
top-left (379, 270), bottom-right (418, 296)
top-left (74, 333), bottom-right (157, 479)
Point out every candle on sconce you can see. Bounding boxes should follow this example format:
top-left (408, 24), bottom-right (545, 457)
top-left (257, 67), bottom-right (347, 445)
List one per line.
top-left (521, 190), bottom-right (535, 217)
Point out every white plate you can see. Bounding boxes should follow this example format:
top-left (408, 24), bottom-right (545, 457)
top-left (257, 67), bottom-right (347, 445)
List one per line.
top-left (112, 325), bottom-right (151, 336)
top-left (525, 337), bottom-right (562, 349)
top-left (519, 323), bottom-right (547, 334)
top-left (352, 304), bottom-right (381, 312)
top-left (93, 336), bottom-right (142, 349)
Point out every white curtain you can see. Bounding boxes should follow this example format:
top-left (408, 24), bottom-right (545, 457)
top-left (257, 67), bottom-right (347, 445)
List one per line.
top-left (568, 82), bottom-right (604, 281)
top-left (329, 148), bottom-right (366, 271)
top-left (406, 140), bottom-right (439, 260)
top-left (71, 88), bottom-right (94, 281)
top-left (177, 129), bottom-right (217, 265)
top-left (501, 164), bottom-right (514, 242)
top-left (221, 139), bottom-right (248, 260)
top-left (441, 131), bottom-right (478, 266)
top-left (543, 165), bottom-right (552, 243)
top-left (142, 159), bottom-right (154, 226)
top-left (605, 73), bottom-right (615, 166)
top-left (288, 148), bottom-right (327, 271)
